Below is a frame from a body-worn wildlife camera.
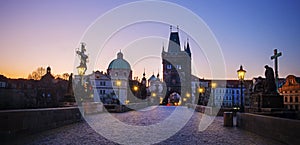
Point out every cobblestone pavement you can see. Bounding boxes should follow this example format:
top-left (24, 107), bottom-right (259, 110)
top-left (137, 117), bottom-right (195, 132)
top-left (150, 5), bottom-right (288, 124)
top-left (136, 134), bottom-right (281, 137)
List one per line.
top-left (9, 106), bottom-right (284, 145)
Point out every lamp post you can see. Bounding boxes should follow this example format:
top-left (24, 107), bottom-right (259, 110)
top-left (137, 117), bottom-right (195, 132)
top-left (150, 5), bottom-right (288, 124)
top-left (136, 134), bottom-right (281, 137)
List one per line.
top-left (237, 65), bottom-right (246, 112)
top-left (116, 79), bottom-right (121, 104)
top-left (211, 82), bottom-right (217, 107)
top-left (198, 87), bottom-right (205, 105)
top-left (77, 63), bottom-right (87, 103)
top-left (132, 85), bottom-right (139, 102)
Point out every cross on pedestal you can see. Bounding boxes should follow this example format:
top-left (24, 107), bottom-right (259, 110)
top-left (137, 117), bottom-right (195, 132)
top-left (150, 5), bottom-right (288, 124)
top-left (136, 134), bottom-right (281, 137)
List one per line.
top-left (270, 49), bottom-right (282, 90)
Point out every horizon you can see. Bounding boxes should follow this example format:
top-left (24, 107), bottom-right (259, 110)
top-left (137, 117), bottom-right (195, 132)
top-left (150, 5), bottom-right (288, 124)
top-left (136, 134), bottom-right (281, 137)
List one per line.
top-left (1, 0), bottom-right (300, 80)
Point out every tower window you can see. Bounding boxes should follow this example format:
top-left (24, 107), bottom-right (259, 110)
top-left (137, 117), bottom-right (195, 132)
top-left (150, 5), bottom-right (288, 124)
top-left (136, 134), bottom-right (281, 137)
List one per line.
top-left (167, 65), bottom-right (172, 69)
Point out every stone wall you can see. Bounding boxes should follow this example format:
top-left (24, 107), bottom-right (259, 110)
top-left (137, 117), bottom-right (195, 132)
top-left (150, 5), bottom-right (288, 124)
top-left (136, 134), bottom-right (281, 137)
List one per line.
top-left (187, 104), bottom-right (238, 116)
top-left (0, 107), bottom-right (82, 141)
top-left (237, 113), bottom-right (300, 145)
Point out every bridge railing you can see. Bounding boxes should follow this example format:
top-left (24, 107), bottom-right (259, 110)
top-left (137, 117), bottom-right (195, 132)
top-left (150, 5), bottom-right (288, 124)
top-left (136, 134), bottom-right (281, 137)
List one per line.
top-left (0, 107), bottom-right (82, 141)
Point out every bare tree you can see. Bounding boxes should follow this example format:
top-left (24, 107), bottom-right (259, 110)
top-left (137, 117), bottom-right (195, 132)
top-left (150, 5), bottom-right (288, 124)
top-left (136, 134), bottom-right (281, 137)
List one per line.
top-left (27, 67), bottom-right (46, 80)
top-left (27, 74), bottom-right (32, 79)
top-left (36, 67), bottom-right (46, 77)
top-left (27, 66), bottom-right (71, 81)
top-left (55, 74), bottom-right (62, 79)
top-left (62, 73), bottom-right (70, 80)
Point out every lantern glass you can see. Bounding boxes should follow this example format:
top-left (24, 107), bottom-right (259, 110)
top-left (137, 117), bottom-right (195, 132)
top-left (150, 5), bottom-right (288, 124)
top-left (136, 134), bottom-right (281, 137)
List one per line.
top-left (237, 65), bottom-right (246, 81)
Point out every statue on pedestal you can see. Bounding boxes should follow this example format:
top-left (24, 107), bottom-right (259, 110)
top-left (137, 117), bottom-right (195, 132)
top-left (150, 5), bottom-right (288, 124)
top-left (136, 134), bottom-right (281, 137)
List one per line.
top-left (264, 65), bottom-right (277, 94)
top-left (250, 65), bottom-right (283, 112)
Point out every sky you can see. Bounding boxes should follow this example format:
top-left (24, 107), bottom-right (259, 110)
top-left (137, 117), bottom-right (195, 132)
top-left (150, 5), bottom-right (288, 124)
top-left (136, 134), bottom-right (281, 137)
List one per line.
top-left (0, 0), bottom-right (299, 80)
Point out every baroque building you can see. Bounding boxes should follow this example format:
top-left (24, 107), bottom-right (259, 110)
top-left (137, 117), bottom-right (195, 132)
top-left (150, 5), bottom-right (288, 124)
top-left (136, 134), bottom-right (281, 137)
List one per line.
top-left (107, 51), bottom-right (132, 104)
top-left (279, 75), bottom-right (300, 111)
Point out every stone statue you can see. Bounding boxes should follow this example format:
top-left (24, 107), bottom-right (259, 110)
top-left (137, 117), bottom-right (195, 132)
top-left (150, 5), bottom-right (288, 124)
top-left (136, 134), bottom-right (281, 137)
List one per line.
top-left (76, 43), bottom-right (88, 74)
top-left (67, 73), bottom-right (73, 95)
top-left (264, 65), bottom-right (277, 94)
top-left (253, 76), bottom-right (264, 93)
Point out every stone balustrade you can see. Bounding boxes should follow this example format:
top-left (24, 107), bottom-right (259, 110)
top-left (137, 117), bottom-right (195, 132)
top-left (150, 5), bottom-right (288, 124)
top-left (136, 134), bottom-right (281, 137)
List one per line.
top-left (0, 107), bottom-right (82, 141)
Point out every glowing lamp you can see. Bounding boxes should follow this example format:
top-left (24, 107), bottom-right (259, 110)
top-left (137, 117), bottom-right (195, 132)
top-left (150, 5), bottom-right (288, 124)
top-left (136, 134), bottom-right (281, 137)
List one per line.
top-left (116, 80), bottom-right (122, 87)
top-left (237, 65), bottom-right (246, 81)
top-left (198, 87), bottom-right (205, 93)
top-left (77, 64), bottom-right (86, 76)
top-left (133, 86), bottom-right (139, 91)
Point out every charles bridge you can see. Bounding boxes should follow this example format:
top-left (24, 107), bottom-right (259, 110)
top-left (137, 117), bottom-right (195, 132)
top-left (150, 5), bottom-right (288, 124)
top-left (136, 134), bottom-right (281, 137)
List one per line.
top-left (1, 105), bottom-right (299, 145)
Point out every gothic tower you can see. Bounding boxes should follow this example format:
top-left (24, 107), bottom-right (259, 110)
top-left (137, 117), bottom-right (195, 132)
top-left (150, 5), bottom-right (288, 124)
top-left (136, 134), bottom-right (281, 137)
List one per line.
top-left (162, 26), bottom-right (192, 103)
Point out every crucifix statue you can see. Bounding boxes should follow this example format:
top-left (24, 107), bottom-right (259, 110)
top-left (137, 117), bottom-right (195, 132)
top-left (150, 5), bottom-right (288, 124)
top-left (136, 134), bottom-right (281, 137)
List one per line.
top-left (270, 48), bottom-right (282, 90)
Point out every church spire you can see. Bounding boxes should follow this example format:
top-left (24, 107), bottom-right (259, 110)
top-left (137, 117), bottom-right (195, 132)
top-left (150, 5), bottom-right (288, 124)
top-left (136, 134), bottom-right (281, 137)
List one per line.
top-left (142, 68), bottom-right (146, 85)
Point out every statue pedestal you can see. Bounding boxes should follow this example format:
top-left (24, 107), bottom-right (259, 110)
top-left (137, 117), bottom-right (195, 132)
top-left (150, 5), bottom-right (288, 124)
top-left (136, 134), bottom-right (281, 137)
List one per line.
top-left (249, 93), bottom-right (283, 112)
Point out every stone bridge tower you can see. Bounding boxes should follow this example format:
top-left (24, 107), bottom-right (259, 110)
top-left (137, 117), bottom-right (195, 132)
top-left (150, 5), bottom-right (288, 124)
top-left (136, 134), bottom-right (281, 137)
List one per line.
top-left (162, 27), bottom-right (192, 103)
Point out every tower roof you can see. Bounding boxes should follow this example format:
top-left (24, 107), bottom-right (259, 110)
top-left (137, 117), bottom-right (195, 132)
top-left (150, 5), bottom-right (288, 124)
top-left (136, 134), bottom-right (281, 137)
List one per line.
top-left (167, 31), bottom-right (181, 53)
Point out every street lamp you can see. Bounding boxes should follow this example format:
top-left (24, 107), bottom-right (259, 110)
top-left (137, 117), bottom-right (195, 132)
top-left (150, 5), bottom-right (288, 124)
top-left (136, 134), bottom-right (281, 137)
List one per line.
top-left (77, 63), bottom-right (86, 84)
top-left (133, 85), bottom-right (139, 92)
top-left (116, 79), bottom-right (121, 104)
top-left (198, 87), bottom-right (205, 94)
top-left (237, 65), bottom-right (246, 112)
top-left (186, 92), bottom-right (191, 98)
top-left (198, 87), bottom-right (205, 105)
top-left (152, 92), bottom-right (157, 97)
top-left (77, 64), bottom-right (86, 76)
top-left (211, 82), bottom-right (217, 106)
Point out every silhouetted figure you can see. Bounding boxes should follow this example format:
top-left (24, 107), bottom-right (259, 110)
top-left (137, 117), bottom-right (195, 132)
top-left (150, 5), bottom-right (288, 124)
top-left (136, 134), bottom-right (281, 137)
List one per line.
top-left (253, 76), bottom-right (264, 93)
top-left (67, 73), bottom-right (73, 95)
top-left (264, 65), bottom-right (277, 94)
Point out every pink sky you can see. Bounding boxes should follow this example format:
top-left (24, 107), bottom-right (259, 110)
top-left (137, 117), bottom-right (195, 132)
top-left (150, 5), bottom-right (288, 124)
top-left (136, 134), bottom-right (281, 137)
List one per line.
top-left (1, 0), bottom-right (299, 80)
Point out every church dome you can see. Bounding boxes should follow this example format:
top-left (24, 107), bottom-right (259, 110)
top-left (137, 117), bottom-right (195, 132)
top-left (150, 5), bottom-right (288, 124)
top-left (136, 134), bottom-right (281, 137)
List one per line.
top-left (148, 74), bottom-right (157, 82)
top-left (108, 52), bottom-right (131, 70)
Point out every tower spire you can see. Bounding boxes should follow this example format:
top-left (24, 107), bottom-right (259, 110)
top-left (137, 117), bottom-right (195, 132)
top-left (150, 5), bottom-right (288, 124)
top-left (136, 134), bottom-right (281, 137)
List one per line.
top-left (185, 38), bottom-right (191, 57)
top-left (167, 26), bottom-right (181, 52)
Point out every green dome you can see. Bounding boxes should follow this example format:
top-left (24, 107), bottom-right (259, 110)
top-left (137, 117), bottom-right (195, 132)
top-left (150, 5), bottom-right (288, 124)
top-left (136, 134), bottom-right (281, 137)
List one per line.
top-left (108, 52), bottom-right (131, 70)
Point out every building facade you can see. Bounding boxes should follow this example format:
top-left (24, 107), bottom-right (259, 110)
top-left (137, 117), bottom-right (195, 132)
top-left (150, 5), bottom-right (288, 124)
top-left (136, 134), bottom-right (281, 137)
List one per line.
top-left (107, 51), bottom-right (132, 104)
top-left (279, 75), bottom-right (300, 111)
top-left (89, 71), bottom-right (114, 103)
